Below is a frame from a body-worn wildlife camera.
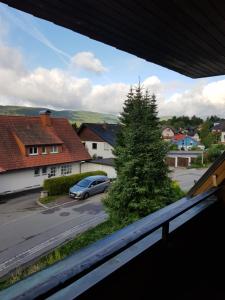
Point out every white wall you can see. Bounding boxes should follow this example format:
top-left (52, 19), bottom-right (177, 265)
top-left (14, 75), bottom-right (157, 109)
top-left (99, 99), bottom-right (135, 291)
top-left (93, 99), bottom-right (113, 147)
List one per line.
top-left (0, 163), bottom-right (80, 195)
top-left (81, 162), bottom-right (117, 179)
top-left (162, 128), bottom-right (174, 139)
top-left (84, 141), bottom-right (114, 158)
top-left (221, 132), bottom-right (225, 143)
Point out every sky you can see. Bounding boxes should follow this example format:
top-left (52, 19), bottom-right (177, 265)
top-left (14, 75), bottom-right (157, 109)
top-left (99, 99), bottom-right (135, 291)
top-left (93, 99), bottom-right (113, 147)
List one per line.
top-left (1, 3), bottom-right (225, 117)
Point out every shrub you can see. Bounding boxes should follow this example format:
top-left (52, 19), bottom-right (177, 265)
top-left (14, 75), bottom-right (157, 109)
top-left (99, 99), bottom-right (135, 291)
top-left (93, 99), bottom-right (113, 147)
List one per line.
top-left (43, 170), bottom-right (107, 196)
top-left (207, 144), bottom-right (224, 162)
top-left (169, 143), bottom-right (178, 150)
top-left (169, 180), bottom-right (186, 201)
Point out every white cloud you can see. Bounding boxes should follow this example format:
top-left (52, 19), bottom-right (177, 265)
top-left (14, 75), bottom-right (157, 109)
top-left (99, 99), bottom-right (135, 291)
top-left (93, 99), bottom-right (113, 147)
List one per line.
top-left (143, 75), bottom-right (161, 88)
top-left (0, 45), bottom-right (25, 73)
top-left (84, 83), bottom-right (129, 114)
top-left (1, 24), bottom-right (225, 117)
top-left (71, 52), bottom-right (107, 74)
top-left (158, 81), bottom-right (225, 117)
top-left (0, 41), bottom-right (126, 112)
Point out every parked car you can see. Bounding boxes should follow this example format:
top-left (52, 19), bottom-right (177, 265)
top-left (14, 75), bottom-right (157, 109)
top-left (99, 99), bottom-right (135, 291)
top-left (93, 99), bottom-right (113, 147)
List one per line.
top-left (69, 175), bottom-right (110, 199)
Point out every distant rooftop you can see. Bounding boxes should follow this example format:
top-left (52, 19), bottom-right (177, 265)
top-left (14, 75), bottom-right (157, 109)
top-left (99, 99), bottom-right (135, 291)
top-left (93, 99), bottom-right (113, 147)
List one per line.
top-left (78, 123), bottom-right (120, 146)
top-left (91, 158), bottom-right (115, 167)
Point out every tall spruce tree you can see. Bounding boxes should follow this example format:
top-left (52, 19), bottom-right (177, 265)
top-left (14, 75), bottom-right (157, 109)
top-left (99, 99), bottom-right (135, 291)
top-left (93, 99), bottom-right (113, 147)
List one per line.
top-left (104, 85), bottom-right (179, 223)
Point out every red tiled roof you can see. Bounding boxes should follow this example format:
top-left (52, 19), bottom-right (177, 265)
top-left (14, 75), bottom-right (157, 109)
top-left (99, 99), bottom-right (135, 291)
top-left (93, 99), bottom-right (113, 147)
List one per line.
top-left (173, 133), bottom-right (186, 141)
top-left (0, 115), bottom-right (91, 173)
top-left (13, 121), bottom-right (63, 145)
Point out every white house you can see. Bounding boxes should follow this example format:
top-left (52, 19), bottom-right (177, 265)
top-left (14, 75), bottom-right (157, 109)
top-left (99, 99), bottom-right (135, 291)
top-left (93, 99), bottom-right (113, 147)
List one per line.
top-left (162, 127), bottom-right (175, 140)
top-left (0, 111), bottom-right (91, 195)
top-left (211, 121), bottom-right (225, 143)
top-left (78, 123), bottom-right (119, 159)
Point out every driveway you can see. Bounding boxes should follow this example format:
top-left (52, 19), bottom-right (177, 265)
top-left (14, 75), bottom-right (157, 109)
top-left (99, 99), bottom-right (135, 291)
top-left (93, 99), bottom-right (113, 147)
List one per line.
top-left (170, 168), bottom-right (208, 192)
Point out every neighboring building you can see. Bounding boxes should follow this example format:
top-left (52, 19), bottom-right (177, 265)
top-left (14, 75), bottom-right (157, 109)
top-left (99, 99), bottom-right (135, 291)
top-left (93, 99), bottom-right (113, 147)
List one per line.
top-left (211, 121), bottom-right (225, 133)
top-left (212, 121), bottom-right (225, 143)
top-left (78, 123), bottom-right (120, 159)
top-left (82, 158), bottom-right (116, 179)
top-left (161, 126), bottom-right (175, 140)
top-left (187, 129), bottom-right (200, 142)
top-left (166, 151), bottom-right (203, 168)
top-left (192, 132), bottom-right (200, 142)
top-left (172, 134), bottom-right (199, 150)
top-left (0, 111), bottom-right (91, 195)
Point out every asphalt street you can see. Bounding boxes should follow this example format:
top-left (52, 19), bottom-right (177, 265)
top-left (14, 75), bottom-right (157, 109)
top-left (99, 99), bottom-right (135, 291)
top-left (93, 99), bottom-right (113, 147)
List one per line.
top-left (170, 167), bottom-right (207, 191)
top-left (0, 192), bottom-right (42, 226)
top-left (0, 194), bottom-right (106, 278)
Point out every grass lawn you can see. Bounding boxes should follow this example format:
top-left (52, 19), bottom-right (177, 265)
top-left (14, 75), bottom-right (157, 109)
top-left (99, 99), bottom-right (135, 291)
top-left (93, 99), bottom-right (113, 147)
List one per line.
top-left (0, 219), bottom-right (123, 291)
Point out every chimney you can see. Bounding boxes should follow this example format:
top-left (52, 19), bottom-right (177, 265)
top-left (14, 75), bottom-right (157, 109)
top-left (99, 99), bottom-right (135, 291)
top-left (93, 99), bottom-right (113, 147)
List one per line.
top-left (102, 121), bottom-right (107, 130)
top-left (40, 110), bottom-right (52, 127)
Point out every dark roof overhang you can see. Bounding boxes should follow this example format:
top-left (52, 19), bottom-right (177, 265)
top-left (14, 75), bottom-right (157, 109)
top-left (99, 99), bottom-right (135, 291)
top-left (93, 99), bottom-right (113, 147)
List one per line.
top-left (2, 0), bottom-right (225, 78)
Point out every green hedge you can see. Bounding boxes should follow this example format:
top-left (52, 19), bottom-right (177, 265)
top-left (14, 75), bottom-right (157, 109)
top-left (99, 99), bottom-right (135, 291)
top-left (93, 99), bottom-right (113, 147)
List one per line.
top-left (43, 170), bottom-right (107, 196)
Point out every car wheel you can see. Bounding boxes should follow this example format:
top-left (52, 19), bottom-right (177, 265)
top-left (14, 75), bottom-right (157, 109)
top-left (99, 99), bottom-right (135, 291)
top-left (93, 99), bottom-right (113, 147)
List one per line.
top-left (83, 192), bottom-right (89, 200)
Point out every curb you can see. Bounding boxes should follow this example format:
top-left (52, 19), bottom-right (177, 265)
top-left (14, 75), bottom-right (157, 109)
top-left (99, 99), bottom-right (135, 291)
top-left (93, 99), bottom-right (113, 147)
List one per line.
top-left (36, 198), bottom-right (80, 211)
top-left (36, 193), bottom-right (104, 211)
top-left (36, 199), bottom-right (49, 209)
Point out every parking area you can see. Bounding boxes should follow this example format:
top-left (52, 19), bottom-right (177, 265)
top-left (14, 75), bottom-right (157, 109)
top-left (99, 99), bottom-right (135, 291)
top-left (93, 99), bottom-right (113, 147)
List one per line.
top-left (170, 167), bottom-right (208, 192)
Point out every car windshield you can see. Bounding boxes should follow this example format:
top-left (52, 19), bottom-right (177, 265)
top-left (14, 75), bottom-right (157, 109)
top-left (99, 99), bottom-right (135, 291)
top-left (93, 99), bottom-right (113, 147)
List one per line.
top-left (77, 179), bottom-right (92, 187)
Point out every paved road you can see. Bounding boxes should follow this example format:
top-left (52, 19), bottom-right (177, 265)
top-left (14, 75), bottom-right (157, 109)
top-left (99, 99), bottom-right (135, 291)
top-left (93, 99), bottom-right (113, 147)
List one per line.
top-left (0, 194), bottom-right (106, 278)
top-left (170, 168), bottom-right (207, 191)
top-left (0, 192), bottom-right (42, 226)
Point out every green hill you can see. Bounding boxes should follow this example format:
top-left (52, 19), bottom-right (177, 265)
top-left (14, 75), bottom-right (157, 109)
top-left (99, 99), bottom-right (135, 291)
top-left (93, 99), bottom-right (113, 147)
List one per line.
top-left (0, 105), bottom-right (118, 125)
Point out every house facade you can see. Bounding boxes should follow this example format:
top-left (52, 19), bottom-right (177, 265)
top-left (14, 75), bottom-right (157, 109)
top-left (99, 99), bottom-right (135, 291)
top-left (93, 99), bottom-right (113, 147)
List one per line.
top-left (212, 121), bottom-right (225, 143)
top-left (161, 127), bottom-right (175, 140)
top-left (0, 111), bottom-right (90, 195)
top-left (172, 134), bottom-right (199, 150)
top-left (78, 123), bottom-right (119, 159)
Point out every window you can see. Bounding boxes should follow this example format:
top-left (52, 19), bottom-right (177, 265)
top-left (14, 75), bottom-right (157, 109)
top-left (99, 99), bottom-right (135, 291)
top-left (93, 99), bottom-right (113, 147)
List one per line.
top-left (50, 166), bottom-right (56, 177)
top-left (92, 143), bottom-right (97, 149)
top-left (29, 146), bottom-right (38, 155)
top-left (42, 146), bottom-right (47, 154)
top-left (42, 167), bottom-right (47, 175)
top-left (34, 168), bottom-right (40, 176)
top-left (61, 164), bottom-right (72, 175)
top-left (96, 179), bottom-right (105, 185)
top-left (51, 145), bottom-right (58, 153)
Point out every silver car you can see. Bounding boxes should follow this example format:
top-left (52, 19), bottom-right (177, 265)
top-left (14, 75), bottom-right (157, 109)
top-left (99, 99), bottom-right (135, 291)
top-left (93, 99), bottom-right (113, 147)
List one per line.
top-left (69, 175), bottom-right (110, 199)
